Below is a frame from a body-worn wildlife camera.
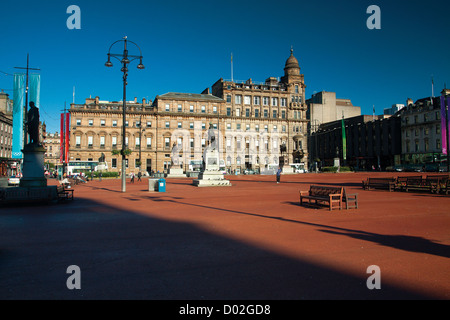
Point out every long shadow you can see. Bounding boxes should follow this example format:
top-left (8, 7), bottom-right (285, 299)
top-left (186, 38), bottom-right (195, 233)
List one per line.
top-left (141, 196), bottom-right (450, 259)
top-left (0, 197), bottom-right (434, 300)
top-left (226, 178), bottom-right (362, 187)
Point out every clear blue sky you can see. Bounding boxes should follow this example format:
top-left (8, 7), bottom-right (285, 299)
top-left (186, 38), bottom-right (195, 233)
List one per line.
top-left (1, 0), bottom-right (449, 133)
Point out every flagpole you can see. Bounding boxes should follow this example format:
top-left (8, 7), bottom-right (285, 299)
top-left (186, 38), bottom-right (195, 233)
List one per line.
top-left (231, 52), bottom-right (233, 82)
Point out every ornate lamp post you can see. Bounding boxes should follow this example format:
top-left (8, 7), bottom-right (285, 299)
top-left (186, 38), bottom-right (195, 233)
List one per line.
top-left (105, 36), bottom-right (145, 192)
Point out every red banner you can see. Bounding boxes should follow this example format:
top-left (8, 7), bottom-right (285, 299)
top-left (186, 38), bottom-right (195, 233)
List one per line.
top-left (65, 113), bottom-right (70, 163)
top-left (60, 114), bottom-right (64, 163)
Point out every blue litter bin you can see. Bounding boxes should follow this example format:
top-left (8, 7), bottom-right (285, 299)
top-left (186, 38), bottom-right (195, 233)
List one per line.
top-left (157, 178), bottom-right (166, 192)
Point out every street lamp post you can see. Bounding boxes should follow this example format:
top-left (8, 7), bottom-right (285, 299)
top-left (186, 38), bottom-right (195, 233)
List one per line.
top-left (105, 36), bottom-right (145, 192)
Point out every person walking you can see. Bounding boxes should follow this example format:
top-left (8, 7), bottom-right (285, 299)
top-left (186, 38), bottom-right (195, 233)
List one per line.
top-left (276, 166), bottom-right (282, 184)
top-left (130, 172), bottom-right (135, 183)
top-left (137, 171), bottom-right (142, 182)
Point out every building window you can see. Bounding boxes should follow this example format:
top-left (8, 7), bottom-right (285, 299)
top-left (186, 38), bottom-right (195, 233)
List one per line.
top-left (135, 137), bottom-right (140, 147)
top-left (235, 95), bottom-right (242, 104)
top-left (263, 97), bottom-right (269, 106)
top-left (254, 96), bottom-right (260, 105)
top-left (226, 123), bottom-right (231, 130)
top-left (88, 119), bottom-right (93, 126)
top-left (213, 106), bottom-right (217, 114)
top-left (264, 109), bottom-right (268, 118)
top-left (236, 108), bottom-right (240, 117)
top-left (88, 136), bottom-right (93, 147)
top-left (226, 95), bottom-right (231, 103)
top-left (201, 105), bottom-right (206, 113)
top-left (165, 122), bottom-right (170, 128)
top-left (244, 96), bottom-right (251, 105)
top-left (190, 105), bottom-right (194, 113)
top-left (254, 109), bottom-right (259, 118)
top-left (165, 104), bottom-right (170, 111)
top-left (178, 104), bottom-right (182, 112)
top-left (178, 122), bottom-right (182, 129)
top-left (112, 158), bottom-right (117, 168)
top-left (190, 122), bottom-right (194, 129)
top-left (100, 119), bottom-right (106, 127)
top-left (147, 121), bottom-right (152, 128)
top-left (76, 119), bottom-right (81, 126)
top-left (227, 108), bottom-right (231, 116)
top-left (272, 97), bottom-right (278, 106)
top-left (75, 136), bottom-right (81, 147)
top-left (112, 136), bottom-right (117, 147)
top-left (147, 137), bottom-right (152, 148)
top-left (273, 110), bottom-right (277, 118)
top-left (165, 137), bottom-right (170, 149)
top-left (281, 110), bottom-right (286, 119)
top-left (112, 120), bottom-right (117, 127)
top-left (100, 136), bottom-right (105, 147)
top-left (245, 109), bottom-right (250, 117)
top-left (281, 98), bottom-right (287, 107)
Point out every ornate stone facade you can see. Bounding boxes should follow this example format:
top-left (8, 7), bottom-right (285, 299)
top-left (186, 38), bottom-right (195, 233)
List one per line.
top-left (69, 50), bottom-right (309, 174)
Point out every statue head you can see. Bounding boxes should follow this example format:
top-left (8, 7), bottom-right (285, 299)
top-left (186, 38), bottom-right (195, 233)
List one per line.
top-left (30, 101), bottom-right (36, 108)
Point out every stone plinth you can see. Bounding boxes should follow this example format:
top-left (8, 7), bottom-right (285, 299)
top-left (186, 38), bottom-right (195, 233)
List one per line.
top-left (193, 149), bottom-right (231, 187)
top-left (20, 144), bottom-right (47, 188)
top-left (166, 167), bottom-right (186, 178)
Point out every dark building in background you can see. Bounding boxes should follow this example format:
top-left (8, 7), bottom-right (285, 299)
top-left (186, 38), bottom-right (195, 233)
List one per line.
top-left (310, 115), bottom-right (401, 170)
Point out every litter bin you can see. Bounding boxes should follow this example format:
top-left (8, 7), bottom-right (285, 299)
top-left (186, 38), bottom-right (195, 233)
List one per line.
top-left (148, 178), bottom-right (159, 191)
top-left (157, 178), bottom-right (166, 192)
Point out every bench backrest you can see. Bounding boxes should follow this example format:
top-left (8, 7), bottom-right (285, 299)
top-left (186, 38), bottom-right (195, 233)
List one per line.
top-left (368, 177), bottom-right (396, 183)
top-left (309, 185), bottom-right (343, 197)
top-left (426, 175), bottom-right (449, 181)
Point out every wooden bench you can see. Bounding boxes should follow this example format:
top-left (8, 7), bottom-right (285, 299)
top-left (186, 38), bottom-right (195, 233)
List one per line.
top-left (362, 177), bottom-right (396, 192)
top-left (425, 175), bottom-right (449, 194)
top-left (299, 185), bottom-right (343, 211)
top-left (442, 178), bottom-right (450, 195)
top-left (57, 185), bottom-right (74, 201)
top-left (404, 176), bottom-right (430, 192)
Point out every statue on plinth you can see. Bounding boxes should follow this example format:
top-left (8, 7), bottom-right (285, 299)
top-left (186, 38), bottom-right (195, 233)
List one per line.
top-left (27, 101), bottom-right (40, 145)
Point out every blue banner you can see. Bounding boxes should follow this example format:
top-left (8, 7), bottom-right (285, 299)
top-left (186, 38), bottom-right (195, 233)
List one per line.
top-left (29, 74), bottom-right (40, 108)
top-left (12, 74), bottom-right (25, 159)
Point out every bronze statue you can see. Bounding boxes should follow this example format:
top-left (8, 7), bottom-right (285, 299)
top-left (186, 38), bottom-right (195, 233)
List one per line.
top-left (27, 101), bottom-right (40, 145)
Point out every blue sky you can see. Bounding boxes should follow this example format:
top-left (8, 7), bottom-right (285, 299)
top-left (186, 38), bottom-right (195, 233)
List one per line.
top-left (1, 0), bottom-right (449, 133)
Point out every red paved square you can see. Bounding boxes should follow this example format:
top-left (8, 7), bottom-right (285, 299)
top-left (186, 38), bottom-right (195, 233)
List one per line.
top-left (1, 172), bottom-right (449, 299)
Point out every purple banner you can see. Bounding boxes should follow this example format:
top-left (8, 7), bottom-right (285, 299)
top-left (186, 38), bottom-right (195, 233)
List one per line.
top-left (441, 96), bottom-right (450, 155)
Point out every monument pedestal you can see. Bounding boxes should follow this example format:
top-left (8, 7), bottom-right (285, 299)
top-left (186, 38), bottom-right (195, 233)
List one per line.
top-left (20, 144), bottom-right (47, 188)
top-left (193, 149), bottom-right (231, 187)
top-left (166, 167), bottom-right (187, 178)
top-left (0, 143), bottom-right (59, 205)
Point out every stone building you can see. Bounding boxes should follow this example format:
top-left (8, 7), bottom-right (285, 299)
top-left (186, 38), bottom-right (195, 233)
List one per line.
top-left (306, 91), bottom-right (361, 133)
top-left (69, 49), bottom-right (309, 174)
top-left (43, 132), bottom-right (61, 169)
top-left (399, 91), bottom-right (449, 169)
top-left (310, 114), bottom-right (402, 170)
top-left (0, 91), bottom-right (13, 176)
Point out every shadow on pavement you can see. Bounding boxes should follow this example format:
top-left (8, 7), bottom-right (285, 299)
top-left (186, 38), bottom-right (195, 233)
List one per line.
top-left (0, 197), bottom-right (433, 300)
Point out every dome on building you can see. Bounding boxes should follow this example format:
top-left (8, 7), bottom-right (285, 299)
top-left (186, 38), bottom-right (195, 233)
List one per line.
top-left (285, 48), bottom-right (300, 70)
